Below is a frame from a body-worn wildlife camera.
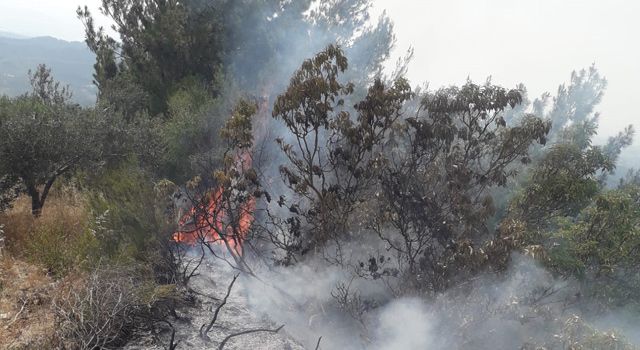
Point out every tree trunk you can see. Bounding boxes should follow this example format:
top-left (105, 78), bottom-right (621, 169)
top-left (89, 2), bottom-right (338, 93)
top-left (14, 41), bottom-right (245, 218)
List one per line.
top-left (25, 176), bottom-right (56, 217)
top-left (30, 192), bottom-right (43, 217)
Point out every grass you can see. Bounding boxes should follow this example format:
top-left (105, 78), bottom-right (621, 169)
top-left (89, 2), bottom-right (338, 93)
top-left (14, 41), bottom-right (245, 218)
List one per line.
top-left (0, 186), bottom-right (97, 277)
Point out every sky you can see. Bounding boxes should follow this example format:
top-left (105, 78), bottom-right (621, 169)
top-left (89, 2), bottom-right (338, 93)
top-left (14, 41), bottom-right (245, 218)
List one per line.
top-left (0, 0), bottom-right (638, 141)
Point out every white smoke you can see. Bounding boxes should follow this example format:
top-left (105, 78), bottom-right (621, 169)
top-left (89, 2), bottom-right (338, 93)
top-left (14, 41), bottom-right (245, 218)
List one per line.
top-left (371, 298), bottom-right (436, 350)
top-left (232, 253), bottom-right (639, 349)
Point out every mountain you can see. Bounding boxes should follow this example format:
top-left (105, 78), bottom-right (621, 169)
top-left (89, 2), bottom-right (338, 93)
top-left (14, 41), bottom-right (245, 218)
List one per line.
top-left (0, 35), bottom-right (96, 105)
top-left (0, 30), bottom-right (29, 39)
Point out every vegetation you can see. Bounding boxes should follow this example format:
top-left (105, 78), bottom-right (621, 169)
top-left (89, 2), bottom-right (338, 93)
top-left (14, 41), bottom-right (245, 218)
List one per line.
top-left (0, 0), bottom-right (637, 349)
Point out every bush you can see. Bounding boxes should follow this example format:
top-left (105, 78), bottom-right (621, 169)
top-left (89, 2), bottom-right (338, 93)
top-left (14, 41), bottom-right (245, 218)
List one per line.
top-left (54, 265), bottom-right (182, 349)
top-left (81, 162), bottom-right (182, 285)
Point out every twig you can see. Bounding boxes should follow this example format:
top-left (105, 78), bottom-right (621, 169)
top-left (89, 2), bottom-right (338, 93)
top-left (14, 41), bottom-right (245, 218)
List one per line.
top-left (168, 326), bottom-right (179, 350)
top-left (200, 274), bottom-right (239, 340)
top-left (315, 336), bottom-right (322, 350)
top-left (156, 319), bottom-right (180, 350)
top-left (5, 298), bottom-right (27, 329)
top-left (188, 288), bottom-right (220, 301)
top-left (217, 325), bottom-right (285, 350)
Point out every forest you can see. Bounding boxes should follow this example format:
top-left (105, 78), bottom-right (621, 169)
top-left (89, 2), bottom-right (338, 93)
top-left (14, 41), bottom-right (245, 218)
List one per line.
top-left (0, 1), bottom-right (638, 349)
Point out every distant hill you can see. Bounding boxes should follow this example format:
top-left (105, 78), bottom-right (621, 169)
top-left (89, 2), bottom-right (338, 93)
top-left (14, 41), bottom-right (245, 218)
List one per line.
top-left (0, 30), bottom-right (29, 39)
top-left (0, 35), bottom-right (96, 105)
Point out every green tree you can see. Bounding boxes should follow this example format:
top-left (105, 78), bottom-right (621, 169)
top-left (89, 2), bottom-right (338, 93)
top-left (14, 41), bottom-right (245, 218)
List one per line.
top-left (78, 0), bottom-right (224, 116)
top-left (510, 143), bottom-right (613, 232)
top-left (548, 185), bottom-right (640, 308)
top-left (0, 66), bottom-right (102, 215)
top-left (496, 66), bottom-right (634, 228)
top-left (0, 65), bottom-right (153, 215)
top-left (78, 0), bottom-right (398, 116)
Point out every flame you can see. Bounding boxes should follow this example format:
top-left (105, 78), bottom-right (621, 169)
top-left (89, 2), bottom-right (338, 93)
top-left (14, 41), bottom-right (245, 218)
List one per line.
top-left (173, 187), bottom-right (255, 255)
top-left (173, 92), bottom-right (271, 255)
top-left (173, 150), bottom-right (255, 256)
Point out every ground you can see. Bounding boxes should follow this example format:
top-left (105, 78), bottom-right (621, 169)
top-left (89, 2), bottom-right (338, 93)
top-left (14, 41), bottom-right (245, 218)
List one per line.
top-left (124, 258), bottom-right (307, 350)
top-left (0, 257), bottom-right (57, 349)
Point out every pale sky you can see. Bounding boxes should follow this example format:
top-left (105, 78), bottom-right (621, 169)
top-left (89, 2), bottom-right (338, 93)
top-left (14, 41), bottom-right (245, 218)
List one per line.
top-left (1, 0), bottom-right (638, 141)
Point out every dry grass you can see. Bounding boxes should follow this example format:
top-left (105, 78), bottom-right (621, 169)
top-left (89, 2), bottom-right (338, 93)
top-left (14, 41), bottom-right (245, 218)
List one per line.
top-left (0, 257), bottom-right (58, 350)
top-left (0, 186), bottom-right (183, 349)
top-left (0, 187), bottom-right (93, 348)
top-left (0, 187), bottom-right (96, 276)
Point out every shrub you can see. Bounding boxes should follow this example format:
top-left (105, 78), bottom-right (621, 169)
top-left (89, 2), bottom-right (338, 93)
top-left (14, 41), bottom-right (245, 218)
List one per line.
top-left (54, 265), bottom-right (182, 349)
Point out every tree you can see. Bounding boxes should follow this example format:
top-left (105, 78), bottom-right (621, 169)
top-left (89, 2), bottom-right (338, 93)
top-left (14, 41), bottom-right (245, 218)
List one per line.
top-left (546, 185), bottom-right (640, 309)
top-left (175, 99), bottom-right (262, 273)
top-left (78, 0), bottom-right (224, 116)
top-left (267, 45), bottom-right (413, 264)
top-left (493, 66), bottom-right (634, 228)
top-left (509, 143), bottom-right (613, 232)
top-left (526, 65), bottom-right (633, 164)
top-left (0, 65), bottom-right (149, 215)
top-left (267, 47), bottom-right (551, 290)
top-left (504, 66), bottom-right (635, 240)
top-left (78, 0), bottom-right (399, 116)
top-left (365, 82), bottom-right (550, 291)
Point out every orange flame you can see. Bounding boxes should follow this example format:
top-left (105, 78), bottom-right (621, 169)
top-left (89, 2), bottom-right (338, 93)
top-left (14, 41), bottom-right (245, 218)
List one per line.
top-left (173, 93), bottom-right (271, 255)
top-left (173, 187), bottom-right (255, 255)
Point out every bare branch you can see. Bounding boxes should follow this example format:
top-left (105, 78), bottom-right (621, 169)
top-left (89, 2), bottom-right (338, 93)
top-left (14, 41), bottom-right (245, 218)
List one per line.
top-left (200, 273), bottom-right (239, 339)
top-left (217, 325), bottom-right (285, 350)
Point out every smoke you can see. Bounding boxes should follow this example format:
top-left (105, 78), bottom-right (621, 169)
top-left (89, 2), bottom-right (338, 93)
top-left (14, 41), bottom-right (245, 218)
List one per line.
top-left (231, 253), bottom-right (639, 349)
top-left (371, 298), bottom-right (436, 350)
top-left (187, 2), bottom-right (640, 349)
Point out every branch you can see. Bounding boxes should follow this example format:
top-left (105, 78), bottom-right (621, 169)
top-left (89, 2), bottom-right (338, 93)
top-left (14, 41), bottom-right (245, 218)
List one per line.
top-left (200, 273), bottom-right (239, 340)
top-left (168, 327), bottom-right (179, 350)
top-left (40, 154), bottom-right (83, 209)
top-left (217, 325), bottom-right (285, 350)
top-left (5, 298), bottom-right (27, 329)
top-left (315, 336), bottom-right (322, 350)
top-left (156, 319), bottom-right (180, 350)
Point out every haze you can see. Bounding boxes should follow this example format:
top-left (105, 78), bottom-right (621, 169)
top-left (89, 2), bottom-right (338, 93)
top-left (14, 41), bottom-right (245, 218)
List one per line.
top-left (1, 0), bottom-right (638, 140)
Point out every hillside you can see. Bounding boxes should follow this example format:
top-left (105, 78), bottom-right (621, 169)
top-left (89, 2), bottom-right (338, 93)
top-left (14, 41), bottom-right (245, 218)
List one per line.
top-left (0, 35), bottom-right (95, 105)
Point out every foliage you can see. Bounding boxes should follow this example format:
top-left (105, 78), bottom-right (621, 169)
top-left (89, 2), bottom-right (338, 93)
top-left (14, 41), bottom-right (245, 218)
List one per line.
top-left (78, 0), bottom-right (223, 115)
top-left (0, 65), bottom-right (152, 215)
top-left (79, 0), bottom-right (398, 116)
top-left (83, 162), bottom-right (173, 265)
top-left (1, 1), bottom-right (639, 347)
top-left (181, 99), bottom-right (261, 272)
top-left (511, 143), bottom-right (613, 232)
top-left (547, 185), bottom-right (640, 308)
top-left (158, 79), bottom-right (224, 183)
top-left (267, 46), bottom-right (551, 291)
top-left (498, 66), bottom-right (638, 313)
top-left (0, 66), bottom-right (96, 215)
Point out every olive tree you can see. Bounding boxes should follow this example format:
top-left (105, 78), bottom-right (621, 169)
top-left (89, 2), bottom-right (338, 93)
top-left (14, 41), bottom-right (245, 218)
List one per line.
top-left (0, 65), bottom-right (148, 215)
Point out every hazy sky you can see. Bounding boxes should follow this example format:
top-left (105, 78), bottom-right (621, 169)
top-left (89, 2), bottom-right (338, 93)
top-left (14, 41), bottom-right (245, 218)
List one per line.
top-left (1, 0), bottom-right (638, 140)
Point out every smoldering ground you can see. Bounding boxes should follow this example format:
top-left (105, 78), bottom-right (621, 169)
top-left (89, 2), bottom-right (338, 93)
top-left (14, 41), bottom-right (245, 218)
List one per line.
top-left (237, 253), bottom-right (638, 349)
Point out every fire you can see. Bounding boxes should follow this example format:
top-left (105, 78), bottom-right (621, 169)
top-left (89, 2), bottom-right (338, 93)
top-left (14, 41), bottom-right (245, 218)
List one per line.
top-left (173, 150), bottom-right (256, 255)
top-left (173, 92), bottom-right (271, 255)
top-left (172, 187), bottom-right (255, 256)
